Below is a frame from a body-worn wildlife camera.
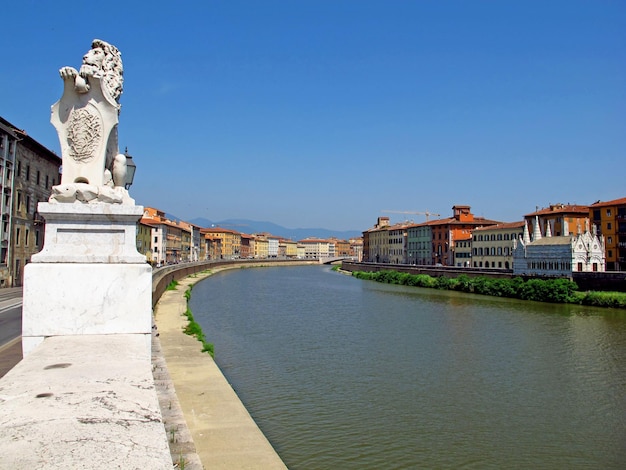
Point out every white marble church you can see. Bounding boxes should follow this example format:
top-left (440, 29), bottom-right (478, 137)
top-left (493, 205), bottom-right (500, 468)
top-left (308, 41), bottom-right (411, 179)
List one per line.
top-left (512, 216), bottom-right (605, 277)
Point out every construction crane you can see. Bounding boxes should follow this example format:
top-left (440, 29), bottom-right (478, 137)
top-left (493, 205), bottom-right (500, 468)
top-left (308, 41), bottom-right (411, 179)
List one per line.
top-left (382, 210), bottom-right (441, 221)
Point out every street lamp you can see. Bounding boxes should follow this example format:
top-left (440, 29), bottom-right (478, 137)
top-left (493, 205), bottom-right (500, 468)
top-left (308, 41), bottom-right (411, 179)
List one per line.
top-left (123, 147), bottom-right (136, 190)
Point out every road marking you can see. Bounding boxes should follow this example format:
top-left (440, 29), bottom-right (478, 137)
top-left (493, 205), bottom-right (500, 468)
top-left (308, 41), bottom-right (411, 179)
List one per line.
top-left (0, 336), bottom-right (20, 354)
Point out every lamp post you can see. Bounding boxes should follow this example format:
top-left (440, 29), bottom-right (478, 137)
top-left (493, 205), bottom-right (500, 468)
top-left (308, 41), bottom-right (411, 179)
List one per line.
top-left (123, 147), bottom-right (136, 189)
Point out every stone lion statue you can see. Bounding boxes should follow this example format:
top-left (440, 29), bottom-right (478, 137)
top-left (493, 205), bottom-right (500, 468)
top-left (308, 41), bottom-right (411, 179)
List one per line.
top-left (50, 39), bottom-right (133, 205)
top-left (60, 39), bottom-right (124, 108)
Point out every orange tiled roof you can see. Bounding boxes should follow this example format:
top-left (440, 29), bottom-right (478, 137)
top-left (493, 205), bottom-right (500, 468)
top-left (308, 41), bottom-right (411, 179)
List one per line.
top-left (525, 204), bottom-right (589, 217)
top-left (473, 221), bottom-right (525, 231)
top-left (589, 197), bottom-right (626, 208)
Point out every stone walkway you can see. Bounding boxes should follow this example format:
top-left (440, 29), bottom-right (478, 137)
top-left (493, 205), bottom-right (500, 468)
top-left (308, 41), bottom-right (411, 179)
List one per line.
top-left (153, 269), bottom-right (287, 469)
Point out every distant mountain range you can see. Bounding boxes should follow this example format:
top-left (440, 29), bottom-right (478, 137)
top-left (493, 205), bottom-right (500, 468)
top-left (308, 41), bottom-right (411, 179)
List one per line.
top-left (182, 217), bottom-right (361, 241)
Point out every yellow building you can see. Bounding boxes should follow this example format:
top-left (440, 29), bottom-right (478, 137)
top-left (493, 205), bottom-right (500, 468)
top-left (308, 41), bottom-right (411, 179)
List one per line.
top-left (254, 236), bottom-right (269, 259)
top-left (280, 239), bottom-right (298, 258)
top-left (472, 221), bottom-right (525, 269)
top-left (364, 217), bottom-right (391, 263)
top-left (200, 227), bottom-right (241, 259)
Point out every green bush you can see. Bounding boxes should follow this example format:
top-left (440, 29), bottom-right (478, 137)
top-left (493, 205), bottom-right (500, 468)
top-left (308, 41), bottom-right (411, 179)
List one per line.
top-left (351, 268), bottom-right (622, 309)
top-left (577, 291), bottom-right (626, 308)
top-left (435, 276), bottom-right (453, 290)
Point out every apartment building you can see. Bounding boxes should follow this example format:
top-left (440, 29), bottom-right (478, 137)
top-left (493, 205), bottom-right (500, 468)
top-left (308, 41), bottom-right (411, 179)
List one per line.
top-left (254, 236), bottom-right (269, 258)
top-left (0, 117), bottom-right (61, 286)
top-left (453, 235), bottom-right (472, 267)
top-left (136, 219), bottom-right (153, 262)
top-left (590, 197), bottom-right (626, 271)
top-left (472, 221), bottom-right (525, 269)
top-left (363, 217), bottom-right (391, 263)
top-left (204, 236), bottom-right (222, 260)
top-left (240, 234), bottom-right (255, 259)
top-left (200, 226), bottom-right (241, 259)
top-left (349, 237), bottom-right (363, 261)
top-left (143, 207), bottom-right (191, 264)
top-left (279, 239), bottom-right (298, 258)
top-left (298, 238), bottom-right (332, 259)
top-left (388, 222), bottom-right (411, 264)
top-left (429, 205), bottom-right (500, 266)
top-left (407, 223), bottom-right (432, 265)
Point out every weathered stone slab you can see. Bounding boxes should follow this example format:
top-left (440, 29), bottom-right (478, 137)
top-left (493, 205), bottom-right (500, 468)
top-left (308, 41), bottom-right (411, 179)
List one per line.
top-left (0, 335), bottom-right (172, 469)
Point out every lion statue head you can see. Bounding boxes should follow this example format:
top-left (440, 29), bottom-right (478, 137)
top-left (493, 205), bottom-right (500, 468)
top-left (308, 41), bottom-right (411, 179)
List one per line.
top-left (79, 39), bottom-right (124, 104)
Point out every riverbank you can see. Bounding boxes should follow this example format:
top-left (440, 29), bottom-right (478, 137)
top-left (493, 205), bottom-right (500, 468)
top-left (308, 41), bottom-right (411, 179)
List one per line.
top-left (153, 263), bottom-right (317, 468)
top-left (342, 265), bottom-right (626, 309)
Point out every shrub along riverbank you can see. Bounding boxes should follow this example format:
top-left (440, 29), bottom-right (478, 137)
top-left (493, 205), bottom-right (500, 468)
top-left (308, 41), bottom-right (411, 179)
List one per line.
top-left (349, 269), bottom-right (626, 309)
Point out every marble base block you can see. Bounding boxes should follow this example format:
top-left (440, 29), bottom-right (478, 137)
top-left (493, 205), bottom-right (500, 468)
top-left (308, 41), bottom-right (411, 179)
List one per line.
top-left (22, 262), bottom-right (152, 356)
top-left (32, 202), bottom-right (146, 263)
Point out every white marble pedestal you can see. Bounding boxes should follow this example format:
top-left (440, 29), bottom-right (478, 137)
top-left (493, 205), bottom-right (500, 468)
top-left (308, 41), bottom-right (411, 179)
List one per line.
top-left (22, 203), bottom-right (152, 356)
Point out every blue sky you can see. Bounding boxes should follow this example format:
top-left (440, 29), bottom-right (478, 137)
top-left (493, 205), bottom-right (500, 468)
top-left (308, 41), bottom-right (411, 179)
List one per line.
top-left (2, 1), bottom-right (624, 231)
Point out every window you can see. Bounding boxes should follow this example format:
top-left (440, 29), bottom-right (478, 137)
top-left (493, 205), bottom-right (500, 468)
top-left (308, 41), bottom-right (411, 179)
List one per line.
top-left (15, 227), bottom-right (20, 246)
top-left (36, 170), bottom-right (40, 185)
top-left (25, 229), bottom-right (29, 247)
top-left (25, 165), bottom-right (30, 181)
top-left (607, 209), bottom-right (611, 217)
top-left (26, 195), bottom-right (30, 214)
top-left (607, 223), bottom-right (612, 230)
top-left (45, 175), bottom-right (49, 188)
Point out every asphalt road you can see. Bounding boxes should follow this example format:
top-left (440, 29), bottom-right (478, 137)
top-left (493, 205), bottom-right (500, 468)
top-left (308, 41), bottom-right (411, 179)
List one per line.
top-left (0, 304), bottom-right (21, 346)
top-left (0, 288), bottom-right (23, 378)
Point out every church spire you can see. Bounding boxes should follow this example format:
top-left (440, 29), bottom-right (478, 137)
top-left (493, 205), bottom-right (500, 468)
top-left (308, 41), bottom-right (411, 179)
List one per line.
top-left (523, 220), bottom-right (531, 244)
top-left (533, 216), bottom-right (542, 241)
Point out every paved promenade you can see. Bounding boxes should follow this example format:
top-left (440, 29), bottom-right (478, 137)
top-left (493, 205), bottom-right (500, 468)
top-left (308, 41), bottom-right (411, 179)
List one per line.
top-left (154, 269), bottom-right (288, 469)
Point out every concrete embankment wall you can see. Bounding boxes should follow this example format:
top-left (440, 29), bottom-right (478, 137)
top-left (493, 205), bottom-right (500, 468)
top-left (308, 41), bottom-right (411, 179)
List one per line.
top-left (152, 258), bottom-right (319, 308)
top-left (341, 261), bottom-right (513, 279)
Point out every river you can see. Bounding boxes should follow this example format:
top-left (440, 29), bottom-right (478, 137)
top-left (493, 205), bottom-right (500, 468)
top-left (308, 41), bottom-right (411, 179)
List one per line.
top-left (188, 265), bottom-right (626, 469)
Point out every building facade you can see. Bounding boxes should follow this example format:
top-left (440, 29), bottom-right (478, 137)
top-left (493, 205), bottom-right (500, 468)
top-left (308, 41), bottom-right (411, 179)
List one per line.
top-left (200, 227), bottom-right (241, 259)
top-left (472, 221), bottom-right (525, 269)
top-left (590, 197), bottom-right (626, 271)
top-left (430, 205), bottom-right (500, 266)
top-left (513, 217), bottom-right (605, 276)
top-left (407, 223), bottom-right (432, 265)
top-left (524, 203), bottom-right (589, 237)
top-left (0, 117), bottom-right (61, 286)
top-left (363, 217), bottom-right (391, 263)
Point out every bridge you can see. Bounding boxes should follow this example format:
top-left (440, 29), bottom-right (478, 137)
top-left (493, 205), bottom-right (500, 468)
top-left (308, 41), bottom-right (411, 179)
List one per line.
top-left (0, 259), bottom-right (303, 468)
top-left (319, 256), bottom-right (357, 265)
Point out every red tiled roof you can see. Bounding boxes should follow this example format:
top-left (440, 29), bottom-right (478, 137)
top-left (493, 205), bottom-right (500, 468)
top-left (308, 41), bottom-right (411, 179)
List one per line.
top-left (473, 221), bottom-right (525, 231)
top-left (589, 197), bottom-right (626, 208)
top-left (524, 204), bottom-right (589, 217)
